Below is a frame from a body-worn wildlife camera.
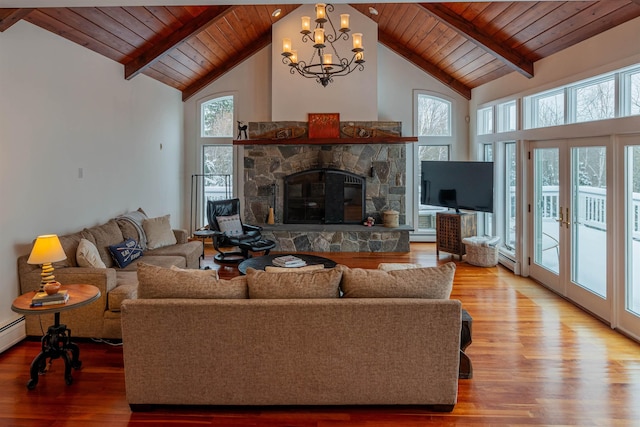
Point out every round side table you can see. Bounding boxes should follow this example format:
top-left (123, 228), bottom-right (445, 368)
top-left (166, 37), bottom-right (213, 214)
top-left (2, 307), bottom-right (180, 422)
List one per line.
top-left (11, 284), bottom-right (101, 389)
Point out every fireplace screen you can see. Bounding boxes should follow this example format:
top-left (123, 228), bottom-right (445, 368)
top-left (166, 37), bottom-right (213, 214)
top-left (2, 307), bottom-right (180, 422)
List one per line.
top-left (284, 169), bottom-right (366, 224)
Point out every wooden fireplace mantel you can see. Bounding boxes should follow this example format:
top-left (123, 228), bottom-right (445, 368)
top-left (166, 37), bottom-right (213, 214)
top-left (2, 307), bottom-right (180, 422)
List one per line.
top-left (233, 137), bottom-right (417, 145)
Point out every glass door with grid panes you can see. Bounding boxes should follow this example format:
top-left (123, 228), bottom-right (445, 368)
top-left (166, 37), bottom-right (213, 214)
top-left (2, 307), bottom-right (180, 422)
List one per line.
top-left (528, 138), bottom-right (611, 321)
top-left (617, 137), bottom-right (640, 338)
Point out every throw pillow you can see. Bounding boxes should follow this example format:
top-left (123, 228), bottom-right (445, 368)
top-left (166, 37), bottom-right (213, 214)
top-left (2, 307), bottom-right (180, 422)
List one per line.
top-left (264, 264), bottom-right (325, 273)
top-left (217, 214), bottom-right (243, 236)
top-left (377, 263), bottom-right (423, 271)
top-left (170, 264), bottom-right (219, 280)
top-left (82, 219), bottom-right (124, 268)
top-left (108, 238), bottom-right (143, 268)
top-left (137, 263), bottom-right (247, 299)
top-left (143, 214), bottom-right (177, 250)
top-left (340, 262), bottom-right (456, 299)
top-left (76, 238), bottom-right (106, 268)
top-left (245, 267), bottom-right (342, 299)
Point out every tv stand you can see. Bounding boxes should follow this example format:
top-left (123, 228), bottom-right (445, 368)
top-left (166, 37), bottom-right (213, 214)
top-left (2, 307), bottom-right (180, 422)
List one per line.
top-left (436, 211), bottom-right (477, 260)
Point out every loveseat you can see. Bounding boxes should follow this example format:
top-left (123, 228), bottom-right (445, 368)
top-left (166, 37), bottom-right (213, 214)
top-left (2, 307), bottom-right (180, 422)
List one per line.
top-left (121, 262), bottom-right (462, 410)
top-left (17, 210), bottom-right (202, 339)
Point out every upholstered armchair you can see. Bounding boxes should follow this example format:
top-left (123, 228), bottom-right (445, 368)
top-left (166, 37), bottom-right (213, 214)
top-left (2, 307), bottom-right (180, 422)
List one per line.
top-left (206, 198), bottom-right (274, 262)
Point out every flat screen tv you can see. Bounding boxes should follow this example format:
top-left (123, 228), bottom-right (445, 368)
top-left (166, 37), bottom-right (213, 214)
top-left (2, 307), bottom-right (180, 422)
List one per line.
top-left (421, 161), bottom-right (494, 213)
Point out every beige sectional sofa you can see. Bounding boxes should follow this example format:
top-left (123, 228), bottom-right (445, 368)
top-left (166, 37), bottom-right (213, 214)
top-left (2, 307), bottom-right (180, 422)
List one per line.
top-left (121, 262), bottom-right (462, 410)
top-left (17, 211), bottom-right (202, 339)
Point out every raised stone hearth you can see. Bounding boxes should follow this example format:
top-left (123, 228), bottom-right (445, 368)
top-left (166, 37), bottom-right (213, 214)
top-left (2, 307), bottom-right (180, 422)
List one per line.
top-left (260, 224), bottom-right (412, 253)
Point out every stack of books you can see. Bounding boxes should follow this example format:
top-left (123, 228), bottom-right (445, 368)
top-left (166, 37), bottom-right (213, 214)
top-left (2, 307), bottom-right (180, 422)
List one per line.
top-left (31, 289), bottom-right (69, 307)
top-left (272, 255), bottom-right (307, 268)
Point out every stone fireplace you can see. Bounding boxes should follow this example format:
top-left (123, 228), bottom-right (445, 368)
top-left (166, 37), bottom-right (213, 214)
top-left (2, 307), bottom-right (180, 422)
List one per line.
top-left (237, 120), bottom-right (415, 252)
top-left (242, 143), bottom-right (407, 226)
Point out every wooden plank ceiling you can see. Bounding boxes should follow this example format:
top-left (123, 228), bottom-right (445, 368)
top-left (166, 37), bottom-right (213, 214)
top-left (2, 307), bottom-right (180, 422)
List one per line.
top-left (2, 2), bottom-right (640, 101)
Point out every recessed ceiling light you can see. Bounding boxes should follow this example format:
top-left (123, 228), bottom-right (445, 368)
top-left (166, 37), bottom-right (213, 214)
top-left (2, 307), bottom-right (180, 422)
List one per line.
top-left (369, 7), bottom-right (378, 16)
top-left (272, 8), bottom-right (282, 18)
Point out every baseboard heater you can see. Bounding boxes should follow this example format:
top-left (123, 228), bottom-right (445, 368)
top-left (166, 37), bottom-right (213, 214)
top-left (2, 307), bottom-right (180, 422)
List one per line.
top-left (498, 251), bottom-right (520, 275)
top-left (0, 316), bottom-right (26, 354)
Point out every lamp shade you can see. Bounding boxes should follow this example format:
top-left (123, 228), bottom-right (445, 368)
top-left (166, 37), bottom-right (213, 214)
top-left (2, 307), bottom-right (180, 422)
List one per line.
top-left (27, 234), bottom-right (67, 265)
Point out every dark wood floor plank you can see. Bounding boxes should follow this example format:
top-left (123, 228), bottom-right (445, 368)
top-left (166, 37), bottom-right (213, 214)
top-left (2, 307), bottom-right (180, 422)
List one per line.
top-left (1, 243), bottom-right (639, 425)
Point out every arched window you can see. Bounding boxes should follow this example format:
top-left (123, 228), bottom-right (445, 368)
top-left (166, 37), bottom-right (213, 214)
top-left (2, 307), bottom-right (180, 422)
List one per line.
top-left (416, 93), bottom-right (452, 137)
top-left (413, 91), bottom-right (454, 237)
top-left (201, 95), bottom-right (234, 138)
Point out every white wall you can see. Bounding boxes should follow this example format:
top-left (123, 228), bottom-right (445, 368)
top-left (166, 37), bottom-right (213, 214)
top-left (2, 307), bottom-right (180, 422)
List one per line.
top-left (0, 21), bottom-right (184, 334)
top-left (271, 4), bottom-right (378, 121)
top-left (377, 43), bottom-right (470, 160)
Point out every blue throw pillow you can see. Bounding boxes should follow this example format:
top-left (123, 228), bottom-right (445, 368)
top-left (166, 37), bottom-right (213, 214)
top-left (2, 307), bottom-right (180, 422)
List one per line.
top-left (108, 238), bottom-right (143, 268)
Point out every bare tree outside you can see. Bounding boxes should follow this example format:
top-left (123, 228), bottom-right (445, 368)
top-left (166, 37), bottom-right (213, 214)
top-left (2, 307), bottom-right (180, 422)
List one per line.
top-left (629, 72), bottom-right (640, 116)
top-left (417, 95), bottom-right (451, 136)
top-left (575, 78), bottom-right (615, 123)
top-left (418, 145), bottom-right (449, 161)
top-left (203, 146), bottom-right (233, 190)
top-left (202, 96), bottom-right (234, 137)
top-left (533, 91), bottom-right (564, 128)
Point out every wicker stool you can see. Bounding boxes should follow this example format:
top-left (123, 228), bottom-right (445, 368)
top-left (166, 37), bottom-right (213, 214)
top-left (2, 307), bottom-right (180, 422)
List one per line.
top-left (462, 236), bottom-right (500, 267)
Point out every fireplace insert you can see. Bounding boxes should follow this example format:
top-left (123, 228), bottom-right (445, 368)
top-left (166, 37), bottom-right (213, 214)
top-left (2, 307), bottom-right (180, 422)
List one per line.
top-left (283, 168), bottom-right (366, 224)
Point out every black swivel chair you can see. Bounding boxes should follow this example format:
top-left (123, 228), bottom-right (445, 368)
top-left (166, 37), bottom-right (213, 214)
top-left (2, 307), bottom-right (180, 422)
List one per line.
top-left (206, 198), bottom-right (275, 263)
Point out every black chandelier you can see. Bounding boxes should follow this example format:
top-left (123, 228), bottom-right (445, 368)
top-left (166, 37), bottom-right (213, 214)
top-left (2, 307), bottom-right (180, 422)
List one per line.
top-left (281, 3), bottom-right (365, 87)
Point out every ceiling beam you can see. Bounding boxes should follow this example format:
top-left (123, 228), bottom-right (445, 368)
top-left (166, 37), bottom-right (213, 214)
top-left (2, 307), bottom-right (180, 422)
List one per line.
top-left (378, 30), bottom-right (471, 100)
top-left (124, 5), bottom-right (233, 80)
top-left (0, 8), bottom-right (34, 32)
top-left (419, 3), bottom-right (534, 79)
top-left (182, 32), bottom-right (272, 102)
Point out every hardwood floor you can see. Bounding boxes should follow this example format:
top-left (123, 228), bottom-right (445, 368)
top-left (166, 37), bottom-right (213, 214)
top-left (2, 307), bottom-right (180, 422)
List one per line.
top-left (2, 243), bottom-right (640, 426)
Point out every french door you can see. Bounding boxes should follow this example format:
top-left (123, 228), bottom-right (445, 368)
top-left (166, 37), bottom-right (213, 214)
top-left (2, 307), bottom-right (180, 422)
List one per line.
top-left (528, 138), bottom-right (611, 321)
top-left (616, 136), bottom-right (640, 339)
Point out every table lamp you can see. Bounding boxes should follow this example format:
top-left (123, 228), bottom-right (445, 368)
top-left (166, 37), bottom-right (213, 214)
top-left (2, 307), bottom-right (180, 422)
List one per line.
top-left (27, 234), bottom-right (67, 292)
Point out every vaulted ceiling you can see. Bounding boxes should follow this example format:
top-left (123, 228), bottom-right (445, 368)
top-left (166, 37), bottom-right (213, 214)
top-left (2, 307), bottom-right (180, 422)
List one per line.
top-left (2, 2), bottom-right (640, 101)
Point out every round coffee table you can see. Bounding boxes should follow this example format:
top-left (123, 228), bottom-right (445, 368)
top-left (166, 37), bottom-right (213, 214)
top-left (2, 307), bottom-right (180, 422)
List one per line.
top-left (238, 254), bottom-right (337, 275)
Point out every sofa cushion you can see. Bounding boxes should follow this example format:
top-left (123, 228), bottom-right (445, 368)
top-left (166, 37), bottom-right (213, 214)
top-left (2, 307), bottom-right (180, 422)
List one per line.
top-left (144, 241), bottom-right (203, 269)
top-left (54, 231), bottom-right (91, 268)
top-left (76, 238), bottom-right (106, 268)
top-left (245, 267), bottom-right (342, 299)
top-left (143, 215), bottom-right (177, 250)
top-left (170, 264), bottom-right (219, 280)
top-left (121, 255), bottom-right (186, 271)
top-left (377, 263), bottom-right (423, 271)
top-left (137, 263), bottom-right (247, 299)
top-left (108, 238), bottom-right (143, 268)
top-left (340, 262), bottom-right (456, 299)
top-left (82, 219), bottom-right (125, 268)
top-left (217, 214), bottom-right (243, 236)
top-left (108, 271), bottom-right (139, 312)
top-left (264, 264), bottom-right (325, 273)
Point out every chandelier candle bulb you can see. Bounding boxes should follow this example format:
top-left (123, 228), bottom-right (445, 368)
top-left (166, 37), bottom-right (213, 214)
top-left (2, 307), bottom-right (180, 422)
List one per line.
top-left (355, 51), bottom-right (364, 62)
top-left (340, 14), bottom-right (350, 31)
top-left (353, 33), bottom-right (363, 50)
top-left (301, 16), bottom-right (311, 33)
top-left (314, 27), bottom-right (325, 47)
top-left (290, 50), bottom-right (298, 64)
top-left (316, 3), bottom-right (326, 21)
top-left (323, 53), bottom-right (332, 68)
top-left (282, 38), bottom-right (292, 54)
